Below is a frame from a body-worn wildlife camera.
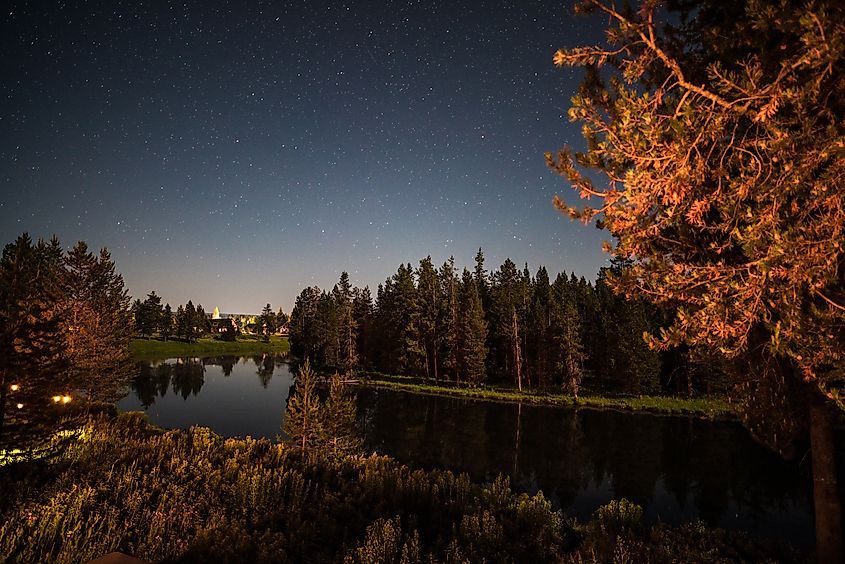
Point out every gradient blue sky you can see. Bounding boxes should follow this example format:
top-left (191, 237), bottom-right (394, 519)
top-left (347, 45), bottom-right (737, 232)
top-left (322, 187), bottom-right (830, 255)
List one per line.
top-left (1, 0), bottom-right (610, 313)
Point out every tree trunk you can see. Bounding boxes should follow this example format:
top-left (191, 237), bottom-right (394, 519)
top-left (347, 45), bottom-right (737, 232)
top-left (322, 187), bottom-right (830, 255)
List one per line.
top-left (809, 395), bottom-right (843, 564)
top-left (513, 402), bottom-right (522, 475)
top-left (512, 308), bottom-right (522, 392)
top-left (686, 368), bottom-right (693, 398)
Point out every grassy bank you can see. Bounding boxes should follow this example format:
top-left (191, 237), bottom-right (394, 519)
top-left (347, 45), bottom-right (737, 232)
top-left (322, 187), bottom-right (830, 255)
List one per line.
top-left (130, 336), bottom-right (290, 359)
top-left (0, 413), bottom-right (801, 563)
top-left (358, 372), bottom-right (734, 418)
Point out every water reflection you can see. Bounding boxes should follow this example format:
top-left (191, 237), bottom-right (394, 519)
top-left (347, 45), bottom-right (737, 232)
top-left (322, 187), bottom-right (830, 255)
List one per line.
top-left (120, 354), bottom-right (292, 439)
top-left (253, 353), bottom-right (276, 388)
top-left (172, 359), bottom-right (206, 399)
top-left (357, 388), bottom-right (818, 549)
top-left (120, 358), bottom-right (825, 549)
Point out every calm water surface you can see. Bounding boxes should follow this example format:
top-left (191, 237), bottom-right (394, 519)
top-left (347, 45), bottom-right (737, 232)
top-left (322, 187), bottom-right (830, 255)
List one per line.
top-left (118, 355), bottom-right (823, 550)
top-left (118, 354), bottom-right (294, 438)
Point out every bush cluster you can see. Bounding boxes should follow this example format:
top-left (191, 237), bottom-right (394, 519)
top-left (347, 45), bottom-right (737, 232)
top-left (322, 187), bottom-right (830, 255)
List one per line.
top-left (0, 413), bottom-right (803, 563)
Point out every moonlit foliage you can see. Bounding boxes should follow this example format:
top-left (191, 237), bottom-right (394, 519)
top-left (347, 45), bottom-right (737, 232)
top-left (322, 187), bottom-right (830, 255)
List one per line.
top-left (548, 0), bottom-right (845, 409)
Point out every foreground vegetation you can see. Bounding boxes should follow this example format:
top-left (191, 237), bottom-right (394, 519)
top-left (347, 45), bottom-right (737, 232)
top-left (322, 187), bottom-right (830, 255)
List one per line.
top-left (130, 336), bottom-right (290, 358)
top-left (0, 413), bottom-right (803, 563)
top-left (357, 372), bottom-right (733, 418)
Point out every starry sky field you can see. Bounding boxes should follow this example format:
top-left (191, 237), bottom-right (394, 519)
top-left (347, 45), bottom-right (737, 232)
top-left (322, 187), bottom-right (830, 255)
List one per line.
top-left (1, 0), bottom-right (610, 313)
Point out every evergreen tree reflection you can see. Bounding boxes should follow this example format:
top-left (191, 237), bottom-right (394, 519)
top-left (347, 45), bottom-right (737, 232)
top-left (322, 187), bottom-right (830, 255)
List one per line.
top-left (255, 353), bottom-right (275, 388)
top-left (171, 359), bottom-right (205, 399)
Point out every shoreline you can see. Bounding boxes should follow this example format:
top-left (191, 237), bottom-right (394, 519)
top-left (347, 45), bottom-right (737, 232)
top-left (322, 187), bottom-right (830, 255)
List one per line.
top-left (355, 372), bottom-right (734, 419)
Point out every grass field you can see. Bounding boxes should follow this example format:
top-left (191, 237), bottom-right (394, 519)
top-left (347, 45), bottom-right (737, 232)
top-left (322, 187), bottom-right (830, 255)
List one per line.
top-left (357, 372), bottom-right (733, 418)
top-left (130, 335), bottom-right (290, 359)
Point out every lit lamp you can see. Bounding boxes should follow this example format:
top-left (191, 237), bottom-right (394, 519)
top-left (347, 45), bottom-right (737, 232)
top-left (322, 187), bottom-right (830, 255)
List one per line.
top-left (62, 395), bottom-right (72, 404)
top-left (16, 403), bottom-right (23, 409)
top-left (52, 395), bottom-right (62, 403)
top-left (10, 384), bottom-right (19, 391)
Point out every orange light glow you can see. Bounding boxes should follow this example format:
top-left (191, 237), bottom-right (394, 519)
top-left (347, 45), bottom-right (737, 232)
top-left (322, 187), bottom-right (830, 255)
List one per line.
top-left (52, 396), bottom-right (62, 403)
top-left (10, 384), bottom-right (19, 391)
top-left (62, 395), bottom-right (72, 404)
top-left (16, 403), bottom-right (23, 409)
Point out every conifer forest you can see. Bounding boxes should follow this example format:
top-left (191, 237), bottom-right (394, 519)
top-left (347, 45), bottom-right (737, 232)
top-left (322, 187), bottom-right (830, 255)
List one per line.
top-left (2, 0), bottom-right (844, 562)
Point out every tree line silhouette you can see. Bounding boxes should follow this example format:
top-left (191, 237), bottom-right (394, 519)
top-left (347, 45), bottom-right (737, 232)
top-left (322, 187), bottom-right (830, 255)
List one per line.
top-left (289, 250), bottom-right (727, 396)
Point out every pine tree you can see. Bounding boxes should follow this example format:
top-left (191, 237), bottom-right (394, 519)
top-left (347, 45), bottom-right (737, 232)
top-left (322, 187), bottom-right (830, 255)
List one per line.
top-left (161, 304), bottom-right (174, 341)
top-left (376, 265), bottom-right (423, 375)
top-left (528, 267), bottom-right (552, 388)
top-left (416, 257), bottom-right (440, 380)
top-left (552, 294), bottom-right (585, 399)
top-left (589, 267), bottom-right (661, 395)
top-left (0, 235), bottom-right (67, 452)
top-left (61, 241), bottom-right (97, 365)
top-left (322, 372), bottom-right (362, 458)
top-left (316, 290), bottom-right (340, 366)
top-left (333, 272), bottom-right (358, 374)
top-left (289, 286), bottom-right (322, 361)
top-left (136, 292), bottom-right (163, 339)
top-left (184, 301), bottom-right (197, 342)
top-left (130, 299), bottom-right (142, 336)
top-left (60, 242), bottom-right (132, 402)
top-left (352, 287), bottom-right (374, 370)
top-left (194, 304), bottom-right (208, 339)
top-left (549, 1), bottom-right (845, 558)
top-left (175, 305), bottom-right (189, 342)
top-left (440, 257), bottom-right (460, 381)
top-left (473, 248), bottom-right (490, 311)
top-left (490, 259), bottom-right (525, 390)
top-left (276, 307), bottom-right (289, 331)
top-left (458, 269), bottom-right (488, 386)
top-left (282, 359), bottom-right (322, 456)
top-left (571, 274), bottom-right (602, 389)
top-left (259, 303), bottom-right (276, 341)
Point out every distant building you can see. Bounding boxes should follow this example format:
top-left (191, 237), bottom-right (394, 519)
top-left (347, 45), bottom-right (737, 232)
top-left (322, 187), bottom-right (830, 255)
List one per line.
top-left (207, 307), bottom-right (264, 335)
top-left (208, 317), bottom-right (236, 335)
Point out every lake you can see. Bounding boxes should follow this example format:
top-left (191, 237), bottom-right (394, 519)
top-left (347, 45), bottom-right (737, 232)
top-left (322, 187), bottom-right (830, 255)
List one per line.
top-left (118, 354), bottom-right (820, 550)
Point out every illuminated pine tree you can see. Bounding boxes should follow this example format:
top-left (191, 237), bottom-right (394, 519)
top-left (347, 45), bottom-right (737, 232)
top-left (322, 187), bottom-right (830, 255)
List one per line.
top-left (61, 242), bottom-right (133, 402)
top-left (549, 1), bottom-right (845, 558)
top-left (0, 235), bottom-right (68, 452)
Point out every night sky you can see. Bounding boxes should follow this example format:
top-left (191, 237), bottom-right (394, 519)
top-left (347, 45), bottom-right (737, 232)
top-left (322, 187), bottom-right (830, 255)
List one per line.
top-left (1, 0), bottom-right (609, 313)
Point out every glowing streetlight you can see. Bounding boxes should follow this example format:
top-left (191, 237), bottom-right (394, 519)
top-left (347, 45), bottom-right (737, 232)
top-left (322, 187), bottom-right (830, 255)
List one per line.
top-left (16, 403), bottom-right (23, 409)
top-left (52, 396), bottom-right (62, 403)
top-left (62, 395), bottom-right (72, 404)
top-left (10, 384), bottom-right (19, 391)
